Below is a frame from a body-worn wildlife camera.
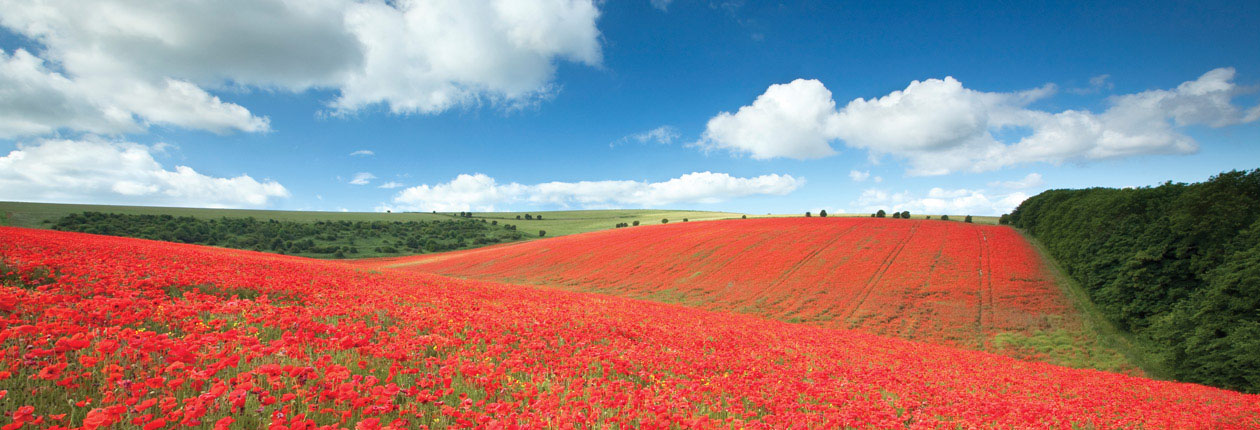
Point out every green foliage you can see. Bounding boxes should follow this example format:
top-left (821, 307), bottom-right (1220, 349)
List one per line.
top-left (940, 215), bottom-right (950, 221)
top-left (900, 211), bottom-right (910, 219)
top-left (876, 210), bottom-right (886, 218)
top-left (1010, 169), bottom-right (1260, 393)
top-left (964, 215), bottom-right (973, 223)
top-left (632, 220), bottom-right (640, 226)
top-left (662, 218), bottom-right (669, 224)
top-left (51, 212), bottom-right (524, 259)
top-left (539, 230), bottom-right (546, 237)
top-left (819, 210), bottom-right (827, 217)
top-left (805, 212), bottom-right (812, 217)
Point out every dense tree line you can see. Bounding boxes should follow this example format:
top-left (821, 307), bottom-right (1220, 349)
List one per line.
top-left (52, 212), bottom-right (525, 258)
top-left (1009, 169), bottom-right (1260, 393)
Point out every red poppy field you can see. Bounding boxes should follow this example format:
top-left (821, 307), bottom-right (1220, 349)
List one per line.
top-left (3, 226), bottom-right (1260, 429)
top-left (355, 218), bottom-right (1121, 368)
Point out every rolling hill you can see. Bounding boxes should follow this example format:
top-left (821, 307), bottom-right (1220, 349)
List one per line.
top-left (0, 201), bottom-right (746, 238)
top-left (2, 227), bottom-right (1257, 428)
top-left (354, 217), bottom-right (1135, 371)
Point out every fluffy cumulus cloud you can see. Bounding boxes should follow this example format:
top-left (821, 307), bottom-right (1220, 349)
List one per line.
top-left (349, 150), bottom-right (375, 156)
top-left (0, 137), bottom-right (289, 207)
top-left (388, 172), bottom-right (804, 212)
top-left (0, 49), bottom-right (267, 138)
top-left (0, 0), bottom-right (603, 137)
top-left (700, 69), bottom-right (1260, 175)
top-left (331, 0), bottom-right (601, 114)
top-left (696, 79), bottom-right (841, 160)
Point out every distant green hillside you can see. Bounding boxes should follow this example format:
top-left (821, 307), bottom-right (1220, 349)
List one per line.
top-left (0, 202), bottom-right (748, 249)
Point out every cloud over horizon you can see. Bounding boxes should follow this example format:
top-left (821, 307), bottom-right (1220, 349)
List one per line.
top-left (387, 171), bottom-right (804, 212)
top-left (0, 137), bottom-right (289, 208)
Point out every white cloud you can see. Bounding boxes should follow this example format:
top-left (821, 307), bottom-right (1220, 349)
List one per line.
top-left (378, 181), bottom-right (403, 189)
top-left (696, 79), bottom-right (841, 160)
top-left (390, 171), bottom-right (804, 212)
top-left (650, 0), bottom-right (674, 11)
top-left (349, 172), bottom-right (376, 185)
top-left (855, 186), bottom-right (1028, 216)
top-left (0, 0), bottom-right (603, 137)
top-left (699, 69), bottom-right (1259, 175)
top-left (612, 126), bottom-right (679, 147)
top-left (849, 170), bottom-right (870, 182)
top-left (0, 137), bottom-right (289, 207)
top-left (989, 173), bottom-right (1045, 189)
top-left (0, 48), bottom-right (267, 138)
top-left (1069, 74), bottom-right (1114, 95)
top-left (349, 150), bottom-right (375, 156)
top-left (331, 0), bottom-right (602, 114)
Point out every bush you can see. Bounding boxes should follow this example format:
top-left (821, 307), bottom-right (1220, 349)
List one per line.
top-left (998, 214), bottom-right (1010, 225)
top-left (742, 215), bottom-right (747, 219)
top-left (683, 218), bottom-right (689, 222)
top-left (539, 230), bottom-right (546, 237)
top-left (964, 215), bottom-right (973, 223)
top-left (941, 215), bottom-right (950, 221)
top-left (820, 210), bottom-right (827, 217)
top-left (516, 215), bottom-right (521, 220)
top-left (805, 212), bottom-right (812, 217)
top-left (892, 212), bottom-right (901, 219)
top-left (901, 211), bottom-right (910, 219)
top-left (632, 220), bottom-right (640, 226)
top-left (662, 218), bottom-right (669, 224)
top-left (876, 210), bottom-right (886, 218)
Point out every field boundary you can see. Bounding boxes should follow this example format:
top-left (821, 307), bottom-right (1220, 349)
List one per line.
top-left (1017, 229), bottom-right (1170, 379)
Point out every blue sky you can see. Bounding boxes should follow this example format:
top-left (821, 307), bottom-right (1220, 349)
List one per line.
top-left (1, 0), bottom-right (1257, 215)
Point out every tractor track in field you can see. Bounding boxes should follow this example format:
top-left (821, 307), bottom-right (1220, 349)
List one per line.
top-left (975, 227), bottom-right (994, 347)
top-left (845, 222), bottom-right (921, 322)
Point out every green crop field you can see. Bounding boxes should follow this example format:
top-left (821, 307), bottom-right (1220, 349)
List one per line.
top-left (0, 202), bottom-right (749, 238)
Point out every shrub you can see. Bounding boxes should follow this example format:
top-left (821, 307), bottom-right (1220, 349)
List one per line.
top-left (539, 230), bottom-right (546, 237)
top-left (742, 215), bottom-right (747, 219)
top-left (892, 212), bottom-right (901, 219)
top-left (901, 211), bottom-right (910, 219)
top-left (876, 210), bottom-right (886, 218)
top-left (820, 210), bottom-right (827, 217)
top-left (633, 220), bottom-right (640, 226)
top-left (964, 215), bottom-right (973, 223)
top-left (806, 212), bottom-right (812, 217)
top-left (662, 219), bottom-right (669, 224)
top-left (941, 215), bottom-right (950, 221)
